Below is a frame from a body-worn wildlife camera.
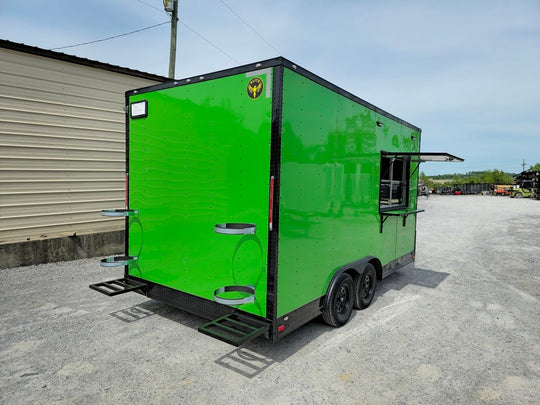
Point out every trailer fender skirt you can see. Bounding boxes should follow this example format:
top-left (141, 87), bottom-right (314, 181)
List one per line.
top-left (213, 285), bottom-right (256, 306)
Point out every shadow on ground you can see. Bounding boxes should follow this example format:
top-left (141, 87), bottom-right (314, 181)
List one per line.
top-left (381, 267), bottom-right (450, 291)
top-left (107, 267), bottom-right (450, 378)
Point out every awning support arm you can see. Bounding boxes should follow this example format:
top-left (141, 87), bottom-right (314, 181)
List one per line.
top-left (411, 161), bottom-right (421, 178)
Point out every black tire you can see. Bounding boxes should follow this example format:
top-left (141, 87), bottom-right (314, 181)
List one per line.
top-left (354, 264), bottom-right (377, 310)
top-left (322, 273), bottom-right (354, 327)
top-left (515, 192), bottom-right (522, 198)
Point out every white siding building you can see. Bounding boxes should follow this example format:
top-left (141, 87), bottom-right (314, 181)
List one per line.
top-left (0, 40), bottom-right (167, 267)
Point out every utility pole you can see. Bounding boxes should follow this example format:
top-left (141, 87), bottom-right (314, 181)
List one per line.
top-left (522, 159), bottom-right (526, 172)
top-left (163, 0), bottom-right (178, 79)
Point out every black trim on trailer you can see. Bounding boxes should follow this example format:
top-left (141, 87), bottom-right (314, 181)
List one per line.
top-left (144, 278), bottom-right (235, 320)
top-left (273, 297), bottom-right (323, 341)
top-left (127, 275), bottom-right (270, 326)
top-left (125, 57), bottom-right (421, 133)
top-left (269, 252), bottom-right (415, 342)
top-left (280, 62), bottom-right (420, 132)
top-left (381, 252), bottom-right (415, 278)
top-left (126, 59), bottom-right (283, 96)
top-left (91, 248), bottom-right (414, 345)
top-left (273, 253), bottom-right (413, 341)
top-left (378, 151), bottom-right (412, 214)
top-left (124, 94), bottom-right (130, 278)
top-left (266, 65), bottom-right (284, 339)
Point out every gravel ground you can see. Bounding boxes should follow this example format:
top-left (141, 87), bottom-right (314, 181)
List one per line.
top-left (1, 195), bottom-right (539, 404)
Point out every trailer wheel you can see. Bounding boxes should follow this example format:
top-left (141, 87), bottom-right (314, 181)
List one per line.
top-left (354, 264), bottom-right (377, 309)
top-left (323, 273), bottom-right (354, 327)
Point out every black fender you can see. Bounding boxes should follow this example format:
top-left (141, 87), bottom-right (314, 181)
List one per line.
top-left (323, 256), bottom-right (380, 310)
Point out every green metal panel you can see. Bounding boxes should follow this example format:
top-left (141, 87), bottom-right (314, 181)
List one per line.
top-left (127, 69), bottom-right (273, 317)
top-left (123, 61), bottom-right (421, 322)
top-left (277, 68), bottom-right (420, 317)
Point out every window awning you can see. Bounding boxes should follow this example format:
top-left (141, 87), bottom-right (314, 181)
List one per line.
top-left (382, 152), bottom-right (464, 163)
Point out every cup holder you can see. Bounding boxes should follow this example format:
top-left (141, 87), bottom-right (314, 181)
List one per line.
top-left (213, 285), bottom-right (255, 306)
top-left (214, 223), bottom-right (256, 235)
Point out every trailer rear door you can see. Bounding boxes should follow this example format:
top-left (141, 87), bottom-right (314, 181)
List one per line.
top-left (126, 70), bottom-right (273, 317)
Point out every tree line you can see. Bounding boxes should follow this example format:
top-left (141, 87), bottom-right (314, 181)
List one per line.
top-left (420, 163), bottom-right (540, 188)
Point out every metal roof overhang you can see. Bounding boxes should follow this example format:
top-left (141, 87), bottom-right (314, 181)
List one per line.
top-left (382, 152), bottom-right (464, 163)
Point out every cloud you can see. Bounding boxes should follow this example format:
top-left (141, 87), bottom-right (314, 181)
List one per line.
top-left (1, 0), bottom-right (539, 174)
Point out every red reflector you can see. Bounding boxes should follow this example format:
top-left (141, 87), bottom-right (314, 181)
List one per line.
top-left (278, 325), bottom-right (285, 332)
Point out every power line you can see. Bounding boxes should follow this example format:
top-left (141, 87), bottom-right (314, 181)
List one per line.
top-left (51, 21), bottom-right (170, 51)
top-left (134, 1), bottom-right (239, 64)
top-left (50, 2), bottom-right (242, 65)
top-left (178, 19), bottom-right (240, 64)
top-left (135, 0), bottom-right (168, 15)
top-left (218, 0), bottom-right (280, 55)
top-left (131, 1), bottom-right (240, 64)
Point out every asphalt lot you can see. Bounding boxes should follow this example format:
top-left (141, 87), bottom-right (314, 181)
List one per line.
top-left (1, 195), bottom-right (539, 404)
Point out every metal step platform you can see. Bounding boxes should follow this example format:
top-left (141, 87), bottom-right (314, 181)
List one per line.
top-left (198, 313), bottom-right (269, 346)
top-left (89, 278), bottom-right (147, 297)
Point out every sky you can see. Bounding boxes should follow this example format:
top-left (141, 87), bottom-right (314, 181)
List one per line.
top-left (1, 0), bottom-right (539, 175)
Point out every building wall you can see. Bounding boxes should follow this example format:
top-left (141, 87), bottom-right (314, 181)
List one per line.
top-left (0, 44), bottom-right (164, 249)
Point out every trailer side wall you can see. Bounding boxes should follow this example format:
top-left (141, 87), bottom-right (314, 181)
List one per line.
top-left (276, 68), bottom-right (420, 317)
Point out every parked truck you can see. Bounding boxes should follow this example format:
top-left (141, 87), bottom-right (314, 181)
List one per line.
top-left (511, 170), bottom-right (540, 198)
top-left (90, 58), bottom-right (462, 346)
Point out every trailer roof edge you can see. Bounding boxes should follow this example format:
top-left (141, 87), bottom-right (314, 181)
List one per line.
top-left (126, 57), bottom-right (422, 133)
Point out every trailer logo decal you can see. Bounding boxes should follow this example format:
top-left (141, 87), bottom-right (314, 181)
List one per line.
top-left (247, 77), bottom-right (264, 99)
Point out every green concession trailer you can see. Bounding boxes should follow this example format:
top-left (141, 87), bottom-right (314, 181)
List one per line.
top-left (90, 58), bottom-right (462, 346)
